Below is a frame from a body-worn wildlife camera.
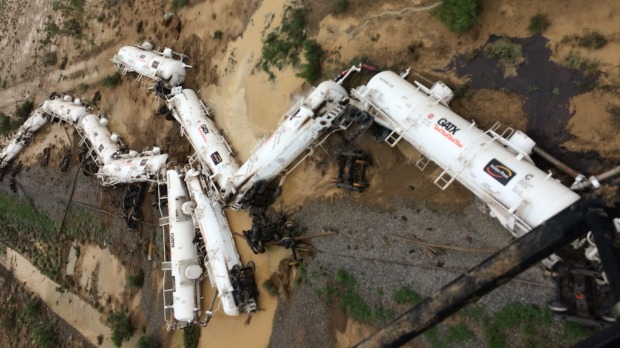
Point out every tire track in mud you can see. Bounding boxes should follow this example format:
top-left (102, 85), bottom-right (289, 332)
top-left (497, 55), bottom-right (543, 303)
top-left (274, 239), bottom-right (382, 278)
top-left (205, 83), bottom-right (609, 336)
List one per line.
top-left (347, 2), bottom-right (441, 37)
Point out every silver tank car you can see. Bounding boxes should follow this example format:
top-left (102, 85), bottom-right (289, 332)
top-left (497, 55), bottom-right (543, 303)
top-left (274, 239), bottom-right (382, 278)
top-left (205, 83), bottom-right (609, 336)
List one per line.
top-left (79, 114), bottom-right (124, 166)
top-left (0, 109), bottom-right (48, 169)
top-left (161, 169), bottom-right (203, 330)
top-left (112, 41), bottom-right (188, 87)
top-left (40, 95), bottom-right (88, 124)
top-left (226, 80), bottom-right (350, 210)
top-left (165, 89), bottom-right (239, 196)
top-left (184, 168), bottom-right (258, 316)
top-left (96, 149), bottom-right (168, 186)
top-left (349, 71), bottom-right (581, 240)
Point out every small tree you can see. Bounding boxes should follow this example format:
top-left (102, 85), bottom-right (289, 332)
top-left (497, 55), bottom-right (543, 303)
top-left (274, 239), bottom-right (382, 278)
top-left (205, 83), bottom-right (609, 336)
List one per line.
top-left (106, 312), bottom-right (134, 347)
top-left (433, 0), bottom-right (481, 34)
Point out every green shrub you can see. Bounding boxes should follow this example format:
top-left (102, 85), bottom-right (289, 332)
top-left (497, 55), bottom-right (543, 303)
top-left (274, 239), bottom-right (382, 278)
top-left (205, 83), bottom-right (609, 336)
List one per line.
top-left (100, 72), bottom-right (122, 87)
top-left (579, 31), bottom-right (607, 49)
top-left (263, 279), bottom-right (279, 296)
top-left (333, 0), bottom-right (350, 14)
top-left (608, 105), bottom-right (620, 126)
top-left (128, 269), bottom-right (145, 288)
top-left (33, 322), bottom-right (58, 348)
top-left (15, 99), bottom-right (34, 119)
top-left (183, 325), bottom-right (200, 348)
top-left (433, 0), bottom-right (481, 34)
top-left (485, 37), bottom-right (523, 65)
top-left (393, 285), bottom-right (422, 305)
top-left (213, 30), bottom-right (223, 40)
top-left (171, 0), bottom-right (188, 10)
top-left (258, 6), bottom-right (308, 79)
top-left (528, 13), bottom-right (550, 34)
top-left (136, 334), bottom-right (159, 348)
top-left (0, 113), bottom-right (10, 135)
top-left (296, 39), bottom-right (323, 83)
top-left (106, 312), bottom-right (134, 347)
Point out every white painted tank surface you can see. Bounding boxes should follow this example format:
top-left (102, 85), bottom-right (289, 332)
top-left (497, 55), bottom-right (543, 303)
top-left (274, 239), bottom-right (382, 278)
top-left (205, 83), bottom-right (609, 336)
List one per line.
top-left (96, 153), bottom-right (169, 186)
top-left (165, 89), bottom-right (239, 194)
top-left (184, 169), bottom-right (251, 316)
top-left (112, 45), bottom-right (186, 87)
top-left (0, 109), bottom-right (49, 169)
top-left (80, 114), bottom-right (124, 165)
top-left (350, 71), bottom-right (580, 237)
top-left (164, 169), bottom-right (201, 323)
top-left (40, 97), bottom-right (88, 124)
top-left (227, 80), bottom-right (349, 206)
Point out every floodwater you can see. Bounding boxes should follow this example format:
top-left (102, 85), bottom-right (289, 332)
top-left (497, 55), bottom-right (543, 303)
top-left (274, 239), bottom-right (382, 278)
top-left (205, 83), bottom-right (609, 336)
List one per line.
top-left (79, 244), bottom-right (127, 301)
top-left (1, 247), bottom-right (113, 347)
top-left (204, 0), bottom-right (306, 163)
top-left (453, 35), bottom-right (605, 171)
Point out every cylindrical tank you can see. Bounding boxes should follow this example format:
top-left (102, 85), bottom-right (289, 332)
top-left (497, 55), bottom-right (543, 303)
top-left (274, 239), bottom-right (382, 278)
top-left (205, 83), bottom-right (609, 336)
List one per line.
top-left (113, 45), bottom-right (186, 87)
top-left (229, 80), bottom-right (348, 206)
top-left (166, 170), bottom-right (200, 323)
top-left (96, 153), bottom-right (169, 185)
top-left (166, 89), bottom-right (239, 193)
top-left (351, 71), bottom-right (581, 236)
top-left (41, 97), bottom-right (88, 124)
top-left (185, 169), bottom-right (244, 316)
top-left (80, 114), bottom-right (123, 165)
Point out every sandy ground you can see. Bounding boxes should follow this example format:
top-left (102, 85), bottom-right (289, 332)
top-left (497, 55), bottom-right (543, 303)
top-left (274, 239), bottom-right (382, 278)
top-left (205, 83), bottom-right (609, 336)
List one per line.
top-left (1, 0), bottom-right (619, 347)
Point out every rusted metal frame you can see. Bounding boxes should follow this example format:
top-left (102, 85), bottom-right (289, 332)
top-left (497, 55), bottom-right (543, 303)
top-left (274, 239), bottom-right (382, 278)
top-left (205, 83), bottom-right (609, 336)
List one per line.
top-left (355, 198), bottom-right (600, 348)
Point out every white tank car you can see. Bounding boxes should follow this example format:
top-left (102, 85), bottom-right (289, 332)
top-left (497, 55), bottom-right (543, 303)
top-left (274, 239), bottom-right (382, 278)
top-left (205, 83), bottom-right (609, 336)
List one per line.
top-left (184, 169), bottom-right (257, 316)
top-left (79, 114), bottom-right (124, 165)
top-left (96, 150), bottom-right (169, 186)
top-left (0, 109), bottom-right (48, 169)
top-left (227, 80), bottom-right (350, 209)
top-left (40, 96), bottom-right (88, 124)
top-left (349, 71), bottom-right (581, 238)
top-left (161, 169), bottom-right (202, 328)
top-left (112, 42), bottom-right (187, 87)
top-left (165, 89), bottom-right (239, 195)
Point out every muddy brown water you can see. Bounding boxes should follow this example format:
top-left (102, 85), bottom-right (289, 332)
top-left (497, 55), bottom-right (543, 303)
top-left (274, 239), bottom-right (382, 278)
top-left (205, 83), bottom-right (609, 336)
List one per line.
top-left (452, 35), bottom-right (607, 173)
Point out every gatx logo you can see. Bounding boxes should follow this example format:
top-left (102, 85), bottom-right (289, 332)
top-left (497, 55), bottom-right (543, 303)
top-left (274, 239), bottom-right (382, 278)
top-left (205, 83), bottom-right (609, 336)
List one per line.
top-left (484, 159), bottom-right (516, 186)
top-left (437, 118), bottom-right (460, 135)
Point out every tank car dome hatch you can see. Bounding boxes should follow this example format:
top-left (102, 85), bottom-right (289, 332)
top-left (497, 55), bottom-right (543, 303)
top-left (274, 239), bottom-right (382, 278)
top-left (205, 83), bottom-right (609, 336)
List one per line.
top-left (163, 47), bottom-right (173, 58)
top-left (99, 117), bottom-right (109, 126)
top-left (110, 133), bottom-right (120, 143)
top-left (181, 201), bottom-right (194, 216)
top-left (128, 150), bottom-right (139, 157)
top-left (413, 80), bottom-right (454, 106)
top-left (507, 130), bottom-right (536, 155)
top-left (74, 99), bottom-right (82, 106)
top-left (62, 95), bottom-right (73, 102)
top-left (152, 147), bottom-right (161, 155)
top-left (141, 41), bottom-right (154, 51)
top-left (430, 81), bottom-right (454, 105)
top-left (185, 265), bottom-right (202, 280)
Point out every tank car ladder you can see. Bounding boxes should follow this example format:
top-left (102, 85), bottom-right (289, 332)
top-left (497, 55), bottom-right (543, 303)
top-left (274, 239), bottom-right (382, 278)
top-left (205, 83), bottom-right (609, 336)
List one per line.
top-left (433, 122), bottom-right (514, 190)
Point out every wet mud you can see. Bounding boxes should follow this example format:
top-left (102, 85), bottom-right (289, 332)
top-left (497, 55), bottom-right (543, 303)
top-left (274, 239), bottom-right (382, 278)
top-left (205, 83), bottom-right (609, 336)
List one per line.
top-left (453, 35), bottom-right (607, 173)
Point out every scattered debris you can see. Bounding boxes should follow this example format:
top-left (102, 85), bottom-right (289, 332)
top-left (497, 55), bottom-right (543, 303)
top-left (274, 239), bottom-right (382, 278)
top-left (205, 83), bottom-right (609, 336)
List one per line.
top-left (122, 183), bottom-right (147, 230)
